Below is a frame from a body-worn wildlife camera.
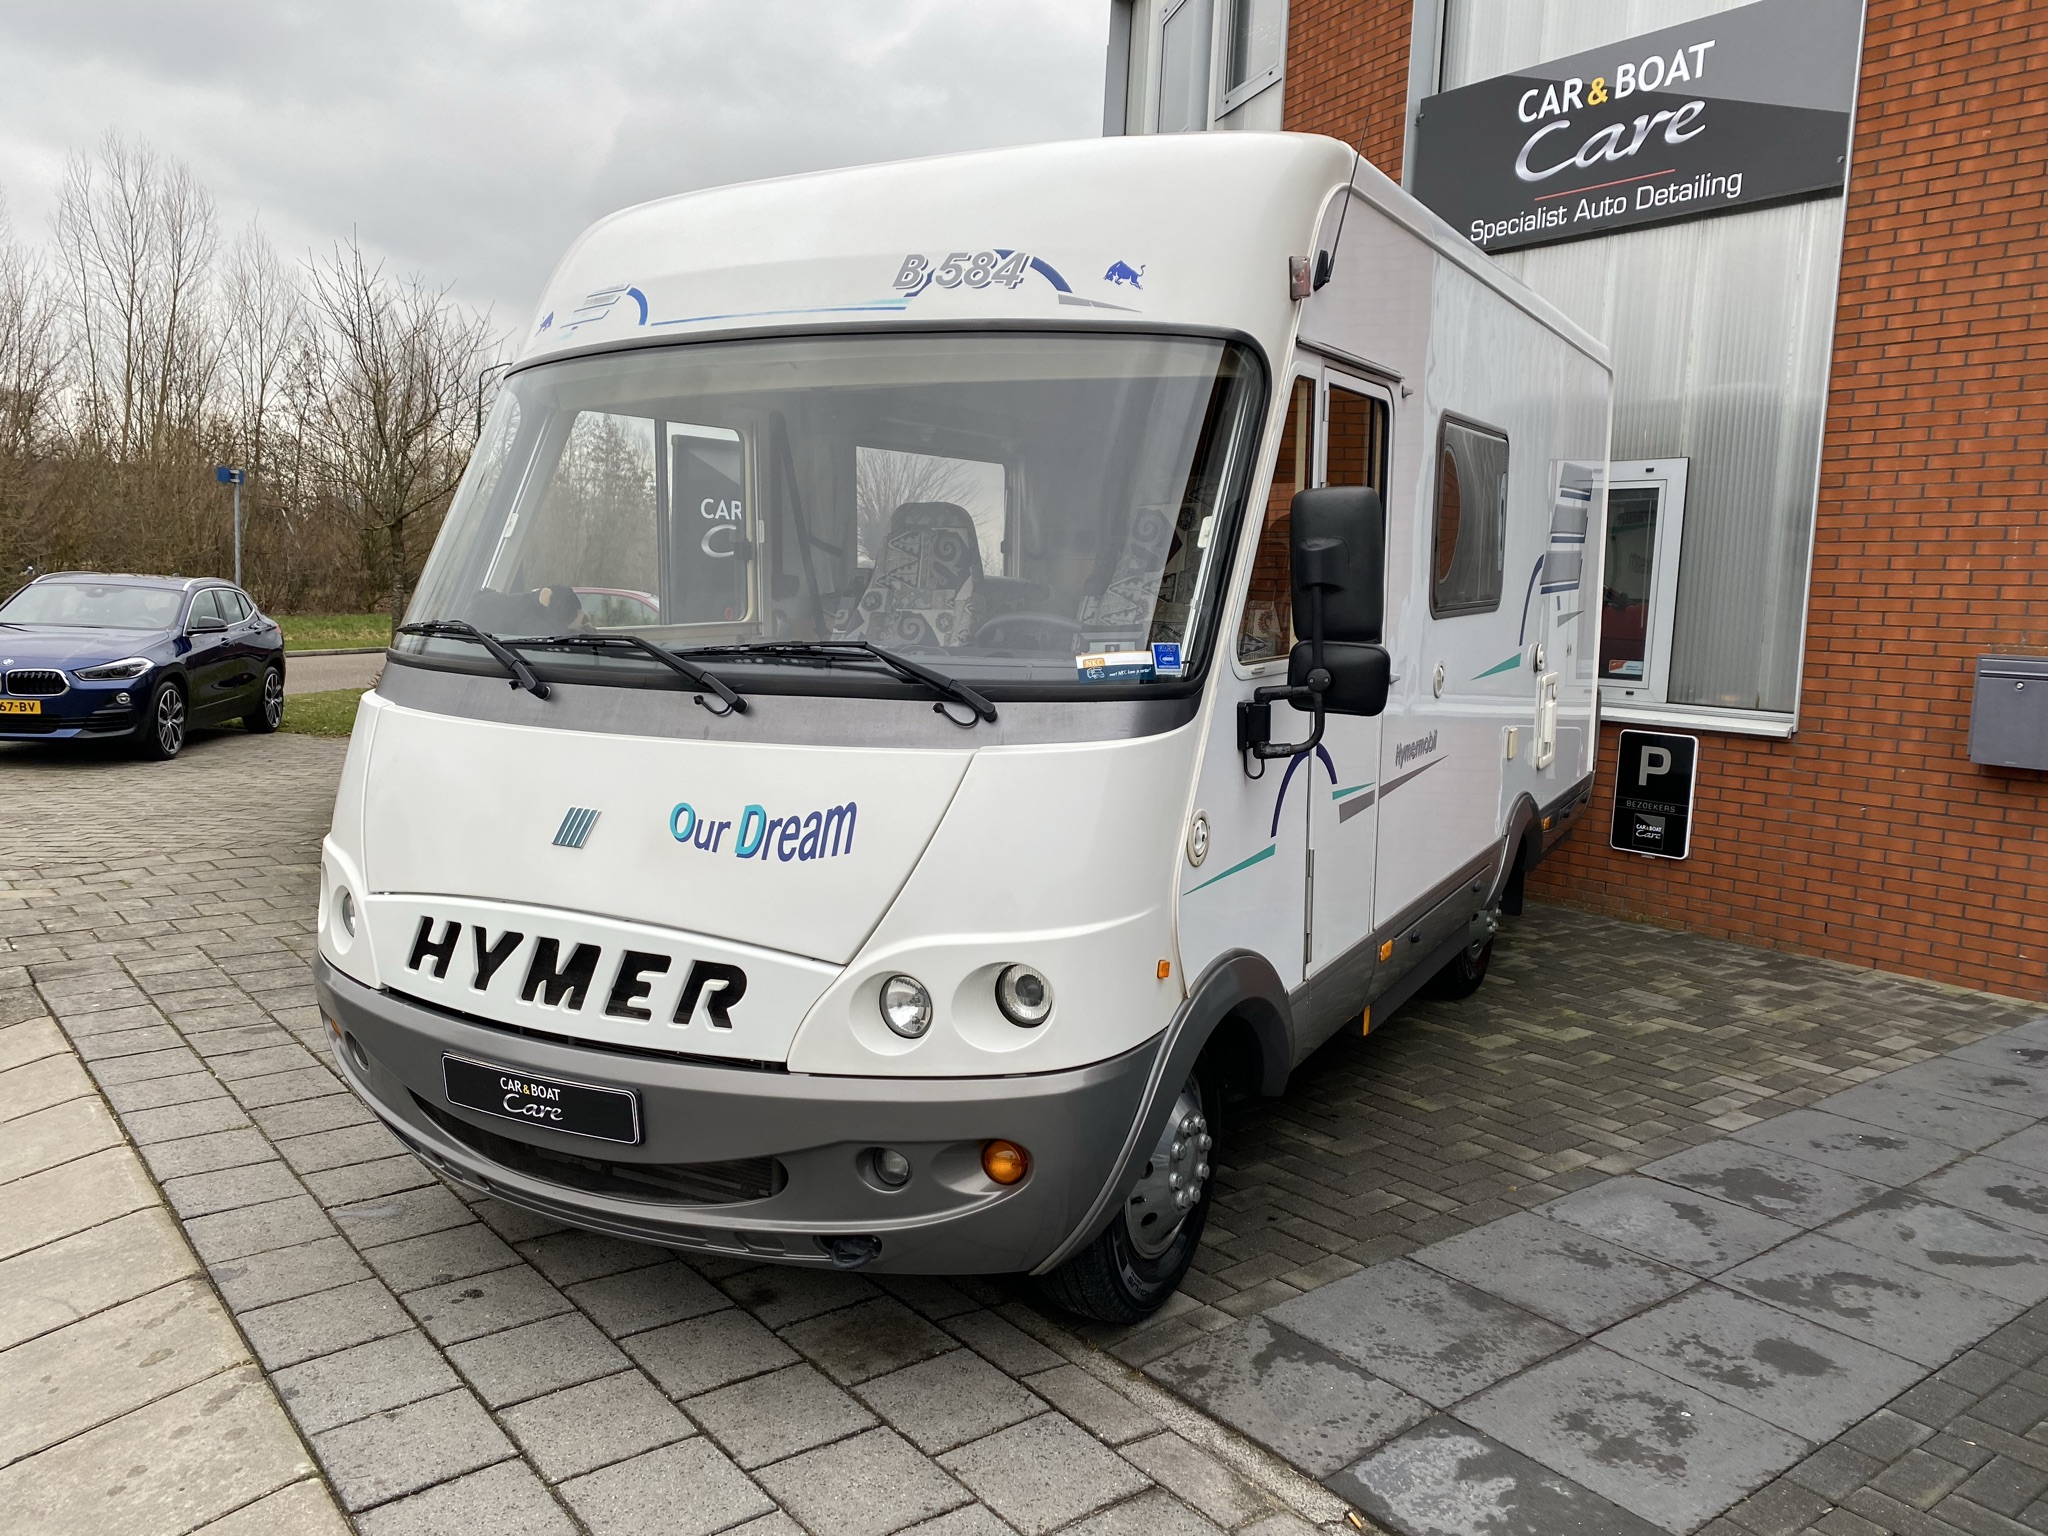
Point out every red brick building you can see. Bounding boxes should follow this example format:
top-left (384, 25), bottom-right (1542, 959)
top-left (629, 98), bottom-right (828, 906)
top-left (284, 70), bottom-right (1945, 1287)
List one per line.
top-left (1107, 0), bottom-right (2048, 999)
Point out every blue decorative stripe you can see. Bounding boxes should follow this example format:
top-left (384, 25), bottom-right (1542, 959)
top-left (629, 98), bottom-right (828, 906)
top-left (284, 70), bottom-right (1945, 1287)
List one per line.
top-left (553, 807), bottom-right (600, 849)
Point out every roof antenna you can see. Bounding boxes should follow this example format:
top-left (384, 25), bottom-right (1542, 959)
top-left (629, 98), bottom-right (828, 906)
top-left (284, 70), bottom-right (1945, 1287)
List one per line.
top-left (1312, 146), bottom-right (1362, 292)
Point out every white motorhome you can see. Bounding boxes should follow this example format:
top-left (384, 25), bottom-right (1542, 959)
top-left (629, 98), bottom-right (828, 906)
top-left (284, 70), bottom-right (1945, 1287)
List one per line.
top-left (316, 133), bottom-right (1610, 1320)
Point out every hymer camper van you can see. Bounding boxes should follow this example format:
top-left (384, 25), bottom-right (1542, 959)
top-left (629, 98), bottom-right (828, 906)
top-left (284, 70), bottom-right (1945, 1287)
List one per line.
top-left (315, 133), bottom-right (1610, 1321)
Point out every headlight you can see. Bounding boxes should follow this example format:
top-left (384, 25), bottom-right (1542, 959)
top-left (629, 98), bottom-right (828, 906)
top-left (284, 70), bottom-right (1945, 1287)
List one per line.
top-left (73, 657), bottom-right (153, 681)
top-left (337, 888), bottom-right (357, 937)
top-left (879, 974), bottom-right (932, 1039)
top-left (994, 964), bottom-right (1052, 1028)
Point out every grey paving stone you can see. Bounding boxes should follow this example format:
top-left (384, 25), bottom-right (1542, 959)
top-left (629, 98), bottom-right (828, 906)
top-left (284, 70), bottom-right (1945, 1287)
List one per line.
top-left (251, 1093), bottom-right (375, 1140)
top-left (565, 1259), bottom-right (730, 1335)
top-left (1411, 1211), bottom-right (1694, 1333)
top-left (0, 1094), bottom-right (122, 1183)
top-left (897, 1506), bottom-right (1018, 1536)
top-left (855, 1347), bottom-right (1046, 1455)
top-left (719, 1262), bottom-right (879, 1326)
top-left (1458, 1343), bottom-right (1808, 1533)
top-left (1810, 1076), bottom-right (2033, 1153)
top-left (406, 1263), bottom-right (572, 1345)
top-left (1060, 1488), bottom-right (1225, 1535)
top-left (103, 1069), bottom-right (231, 1113)
top-left (1981, 1124), bottom-right (2048, 1177)
top-left (192, 1476), bottom-right (353, 1535)
top-left (1915, 1157), bottom-right (2048, 1240)
top-left (353, 1459), bottom-right (575, 1535)
top-left (447, 1310), bottom-right (630, 1408)
top-left (624, 1307), bottom-right (799, 1399)
top-left (138, 1126), bottom-right (275, 1181)
top-left (0, 1207), bottom-right (197, 1352)
top-left (362, 1222), bottom-right (522, 1293)
top-left (311, 1387), bottom-right (514, 1511)
top-left (560, 1439), bottom-right (774, 1536)
top-left (782, 1295), bottom-right (960, 1385)
top-left (240, 1276), bottom-right (410, 1369)
top-left (1722, 1233), bottom-right (2023, 1368)
top-left (1119, 1431), bottom-right (1273, 1527)
top-left (1597, 1283), bottom-right (1927, 1443)
top-left (0, 1017), bottom-right (65, 1072)
top-left (938, 1413), bottom-right (1149, 1535)
top-left (879, 1275), bottom-right (982, 1322)
top-left (1639, 1142), bottom-right (1889, 1230)
top-left (1333, 1414), bottom-right (1668, 1536)
top-left (1885, 1055), bottom-right (2048, 1119)
top-left (183, 1192), bottom-right (337, 1263)
top-left (944, 1309), bottom-right (1066, 1374)
top-left (516, 1229), bottom-right (669, 1288)
top-left (1268, 1256), bottom-right (1577, 1408)
top-left (275, 1120), bottom-right (411, 1174)
top-left (122, 1094), bottom-right (254, 1143)
top-left (686, 1360), bottom-right (877, 1468)
top-left (0, 1276), bottom-right (249, 1465)
top-left (1543, 1176), bottom-right (1805, 1277)
top-left (764, 1425), bottom-right (972, 1536)
top-left (332, 1185), bottom-right (473, 1248)
top-left (210, 1235), bottom-right (372, 1310)
top-left (1022, 1364), bottom-right (1161, 1446)
top-left (163, 1159), bottom-right (306, 1218)
top-left (472, 1196), bottom-right (569, 1243)
top-left (1825, 1191), bottom-right (2048, 1305)
top-left (499, 1369), bottom-right (695, 1482)
top-left (271, 1330), bottom-right (463, 1435)
top-left (1734, 1111), bottom-right (1964, 1187)
top-left (303, 1154), bottom-right (437, 1207)
top-left (1144, 1316), bottom-right (1429, 1475)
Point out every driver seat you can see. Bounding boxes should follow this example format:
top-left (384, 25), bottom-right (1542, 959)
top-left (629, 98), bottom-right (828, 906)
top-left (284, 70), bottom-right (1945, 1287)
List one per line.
top-left (851, 501), bottom-right (984, 647)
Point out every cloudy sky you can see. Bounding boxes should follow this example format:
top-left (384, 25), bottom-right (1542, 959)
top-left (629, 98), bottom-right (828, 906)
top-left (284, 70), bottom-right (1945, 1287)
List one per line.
top-left (0, 1), bottom-right (1109, 327)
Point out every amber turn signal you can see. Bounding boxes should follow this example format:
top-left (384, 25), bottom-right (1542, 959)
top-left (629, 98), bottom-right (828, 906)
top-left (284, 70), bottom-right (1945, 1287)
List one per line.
top-left (982, 1140), bottom-right (1030, 1185)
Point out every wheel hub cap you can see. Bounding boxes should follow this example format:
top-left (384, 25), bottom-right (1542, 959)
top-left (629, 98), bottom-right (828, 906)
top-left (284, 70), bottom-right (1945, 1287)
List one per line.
top-left (1122, 1080), bottom-right (1211, 1259)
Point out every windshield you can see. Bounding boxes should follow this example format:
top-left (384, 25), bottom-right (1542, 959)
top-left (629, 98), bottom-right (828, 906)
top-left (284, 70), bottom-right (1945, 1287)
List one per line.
top-left (405, 332), bottom-right (1264, 689)
top-left (1, 582), bottom-right (184, 629)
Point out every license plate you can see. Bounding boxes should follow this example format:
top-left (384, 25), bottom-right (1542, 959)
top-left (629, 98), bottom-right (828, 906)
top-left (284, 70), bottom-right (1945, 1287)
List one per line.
top-left (0, 700), bottom-right (40, 715)
top-left (441, 1054), bottom-right (640, 1144)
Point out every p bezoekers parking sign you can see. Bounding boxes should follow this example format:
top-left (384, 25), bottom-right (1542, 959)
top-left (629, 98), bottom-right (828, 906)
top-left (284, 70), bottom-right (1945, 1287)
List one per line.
top-left (1611, 730), bottom-right (1699, 861)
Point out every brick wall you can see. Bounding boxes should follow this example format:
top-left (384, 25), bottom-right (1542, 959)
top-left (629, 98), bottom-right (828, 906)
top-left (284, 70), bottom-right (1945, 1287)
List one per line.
top-left (1528, 0), bottom-right (2048, 1000)
top-left (1271, 0), bottom-right (2047, 996)
top-left (1282, 0), bottom-right (1415, 174)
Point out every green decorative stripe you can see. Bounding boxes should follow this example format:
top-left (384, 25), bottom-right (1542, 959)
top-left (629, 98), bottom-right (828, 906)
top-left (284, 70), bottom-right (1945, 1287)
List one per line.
top-left (1331, 783), bottom-right (1375, 801)
top-left (1475, 654), bottom-right (1523, 680)
top-left (1185, 842), bottom-right (1276, 895)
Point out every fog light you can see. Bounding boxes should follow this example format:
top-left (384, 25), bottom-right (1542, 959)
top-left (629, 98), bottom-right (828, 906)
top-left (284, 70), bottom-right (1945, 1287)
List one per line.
top-left (982, 1140), bottom-right (1030, 1185)
top-left (879, 974), bottom-right (931, 1039)
top-left (872, 1148), bottom-right (911, 1188)
top-left (115, 691), bottom-right (131, 705)
top-left (994, 964), bottom-right (1052, 1028)
top-left (337, 888), bottom-right (356, 937)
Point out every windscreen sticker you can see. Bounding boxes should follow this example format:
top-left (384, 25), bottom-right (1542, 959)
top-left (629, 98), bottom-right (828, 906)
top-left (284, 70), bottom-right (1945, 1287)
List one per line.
top-left (1076, 650), bottom-right (1156, 683)
top-left (1150, 642), bottom-right (1184, 676)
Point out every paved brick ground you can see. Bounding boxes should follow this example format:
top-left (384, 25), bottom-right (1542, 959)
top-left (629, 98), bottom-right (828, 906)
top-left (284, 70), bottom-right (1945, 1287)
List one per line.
top-left (6, 728), bottom-right (2042, 1536)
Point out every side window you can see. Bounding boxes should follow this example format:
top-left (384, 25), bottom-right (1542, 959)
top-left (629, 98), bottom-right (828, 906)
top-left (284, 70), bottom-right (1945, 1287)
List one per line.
top-left (219, 591), bottom-right (251, 622)
top-left (1237, 376), bottom-right (1314, 663)
top-left (1431, 418), bottom-right (1508, 617)
top-left (186, 590), bottom-right (221, 627)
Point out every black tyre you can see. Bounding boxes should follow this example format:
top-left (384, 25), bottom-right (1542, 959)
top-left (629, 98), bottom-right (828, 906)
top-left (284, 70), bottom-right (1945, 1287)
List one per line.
top-left (1421, 935), bottom-right (1494, 1001)
top-left (244, 667), bottom-right (285, 733)
top-left (1039, 1065), bottom-right (1216, 1324)
top-left (137, 679), bottom-right (186, 761)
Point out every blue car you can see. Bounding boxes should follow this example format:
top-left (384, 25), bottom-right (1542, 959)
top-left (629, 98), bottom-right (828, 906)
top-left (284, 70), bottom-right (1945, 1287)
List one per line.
top-left (0, 573), bottom-right (286, 759)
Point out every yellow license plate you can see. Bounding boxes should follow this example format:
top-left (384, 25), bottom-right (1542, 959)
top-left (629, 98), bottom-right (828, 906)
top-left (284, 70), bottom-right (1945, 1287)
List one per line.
top-left (0, 700), bottom-right (41, 715)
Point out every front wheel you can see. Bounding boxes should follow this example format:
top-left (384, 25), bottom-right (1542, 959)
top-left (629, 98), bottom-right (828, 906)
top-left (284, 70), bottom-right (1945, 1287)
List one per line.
top-left (243, 667), bottom-right (284, 733)
top-left (137, 680), bottom-right (186, 761)
top-left (1038, 1067), bottom-right (1215, 1324)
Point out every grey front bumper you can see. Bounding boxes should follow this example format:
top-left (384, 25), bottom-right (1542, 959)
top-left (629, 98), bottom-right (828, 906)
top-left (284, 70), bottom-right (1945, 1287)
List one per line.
top-left (315, 957), bottom-right (1160, 1275)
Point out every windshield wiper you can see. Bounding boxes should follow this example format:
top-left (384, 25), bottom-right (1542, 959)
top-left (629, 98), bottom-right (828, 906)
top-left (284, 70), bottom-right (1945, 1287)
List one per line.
top-left (396, 620), bottom-right (550, 699)
top-left (520, 633), bottom-right (748, 717)
top-left (678, 640), bottom-right (997, 726)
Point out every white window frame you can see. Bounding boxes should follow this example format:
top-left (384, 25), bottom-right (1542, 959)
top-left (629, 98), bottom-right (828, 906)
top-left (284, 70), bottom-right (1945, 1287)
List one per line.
top-left (1155, 0), bottom-right (1215, 134)
top-left (1598, 458), bottom-right (1687, 714)
top-left (1216, 0), bottom-right (1287, 116)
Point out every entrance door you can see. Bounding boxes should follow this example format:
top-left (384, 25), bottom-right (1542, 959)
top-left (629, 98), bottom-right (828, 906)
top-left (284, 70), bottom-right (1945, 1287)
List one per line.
top-left (1598, 458), bottom-right (1689, 709)
top-left (1307, 370), bottom-right (1391, 976)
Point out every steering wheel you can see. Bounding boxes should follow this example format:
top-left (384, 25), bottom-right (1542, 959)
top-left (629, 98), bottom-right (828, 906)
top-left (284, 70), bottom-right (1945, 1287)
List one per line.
top-left (974, 611), bottom-right (1090, 648)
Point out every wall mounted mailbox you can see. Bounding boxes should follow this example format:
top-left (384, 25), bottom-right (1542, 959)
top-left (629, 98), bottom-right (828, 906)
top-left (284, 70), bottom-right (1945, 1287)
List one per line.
top-left (1970, 656), bottom-right (2048, 771)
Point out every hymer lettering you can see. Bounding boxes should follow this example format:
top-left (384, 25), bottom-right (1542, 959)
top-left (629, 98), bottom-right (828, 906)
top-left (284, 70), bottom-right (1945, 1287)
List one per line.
top-left (521, 938), bottom-right (602, 1010)
top-left (408, 917), bottom-right (461, 979)
top-left (674, 960), bottom-right (748, 1028)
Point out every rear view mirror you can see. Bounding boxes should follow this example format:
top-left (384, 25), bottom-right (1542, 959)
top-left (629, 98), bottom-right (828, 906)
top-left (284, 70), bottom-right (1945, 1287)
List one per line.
top-left (1240, 487), bottom-right (1391, 763)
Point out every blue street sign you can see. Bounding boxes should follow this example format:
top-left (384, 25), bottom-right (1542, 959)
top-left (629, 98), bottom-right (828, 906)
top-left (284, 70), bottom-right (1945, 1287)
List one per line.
top-left (215, 465), bottom-right (243, 484)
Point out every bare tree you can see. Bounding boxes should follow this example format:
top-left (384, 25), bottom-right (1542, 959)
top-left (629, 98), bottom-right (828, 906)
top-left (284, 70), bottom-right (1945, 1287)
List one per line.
top-left (0, 191), bottom-right (64, 462)
top-left (310, 235), bottom-right (491, 626)
top-left (222, 219), bottom-right (304, 482)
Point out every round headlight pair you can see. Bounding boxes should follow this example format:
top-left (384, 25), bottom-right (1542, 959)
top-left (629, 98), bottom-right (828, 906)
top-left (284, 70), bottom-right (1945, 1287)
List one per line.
top-left (877, 964), bottom-right (1053, 1039)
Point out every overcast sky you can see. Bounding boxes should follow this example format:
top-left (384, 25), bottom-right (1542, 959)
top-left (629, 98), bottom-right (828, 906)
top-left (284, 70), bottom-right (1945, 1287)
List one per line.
top-left (0, 1), bottom-right (1109, 328)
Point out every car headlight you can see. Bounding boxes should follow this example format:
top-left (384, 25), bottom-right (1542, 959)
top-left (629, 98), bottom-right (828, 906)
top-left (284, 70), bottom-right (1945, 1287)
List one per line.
top-left (73, 657), bottom-right (153, 681)
top-left (879, 974), bottom-right (932, 1039)
top-left (994, 964), bottom-right (1053, 1028)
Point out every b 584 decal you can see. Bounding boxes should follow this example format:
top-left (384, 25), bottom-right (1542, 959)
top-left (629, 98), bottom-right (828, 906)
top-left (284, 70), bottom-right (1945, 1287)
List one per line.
top-left (893, 250), bottom-right (1033, 291)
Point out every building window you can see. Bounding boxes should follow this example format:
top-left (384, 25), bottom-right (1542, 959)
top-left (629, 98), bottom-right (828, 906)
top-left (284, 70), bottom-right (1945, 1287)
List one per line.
top-left (1431, 418), bottom-right (1507, 618)
top-left (1598, 458), bottom-right (1689, 709)
top-left (1156, 0), bottom-right (1213, 133)
top-left (1239, 376), bottom-right (1312, 662)
top-left (1221, 0), bottom-right (1285, 112)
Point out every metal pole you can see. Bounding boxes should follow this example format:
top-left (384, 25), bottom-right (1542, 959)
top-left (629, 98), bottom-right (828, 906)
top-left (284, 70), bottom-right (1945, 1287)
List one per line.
top-left (232, 478), bottom-right (243, 588)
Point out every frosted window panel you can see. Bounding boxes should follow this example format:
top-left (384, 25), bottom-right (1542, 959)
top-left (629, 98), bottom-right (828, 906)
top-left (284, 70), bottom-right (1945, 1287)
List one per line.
top-left (1158, 0), bottom-right (1213, 133)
